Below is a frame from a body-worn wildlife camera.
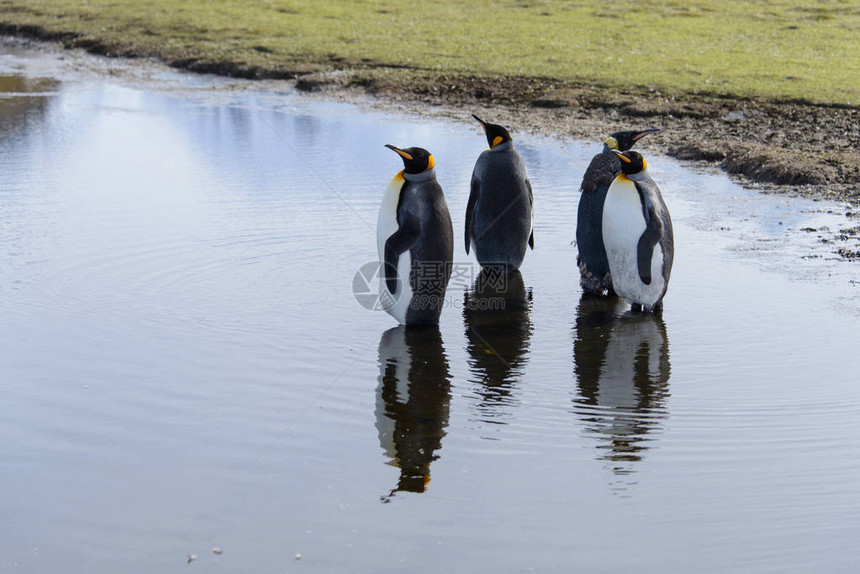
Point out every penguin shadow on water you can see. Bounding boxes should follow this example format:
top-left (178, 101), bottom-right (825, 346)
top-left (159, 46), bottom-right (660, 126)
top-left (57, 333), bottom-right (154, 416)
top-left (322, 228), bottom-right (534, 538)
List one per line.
top-left (463, 268), bottom-right (533, 423)
top-left (571, 295), bottom-right (671, 488)
top-left (375, 325), bottom-right (451, 501)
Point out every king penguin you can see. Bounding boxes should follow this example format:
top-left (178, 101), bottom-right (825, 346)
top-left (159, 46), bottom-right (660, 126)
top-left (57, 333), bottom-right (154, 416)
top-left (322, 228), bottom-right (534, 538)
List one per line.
top-left (465, 115), bottom-right (534, 272)
top-left (377, 145), bottom-right (454, 326)
top-left (601, 150), bottom-right (674, 312)
top-left (577, 128), bottom-right (660, 296)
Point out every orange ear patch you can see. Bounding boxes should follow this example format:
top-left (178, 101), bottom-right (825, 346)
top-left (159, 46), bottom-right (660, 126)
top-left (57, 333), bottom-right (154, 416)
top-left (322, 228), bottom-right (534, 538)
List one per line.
top-left (492, 136), bottom-right (504, 148)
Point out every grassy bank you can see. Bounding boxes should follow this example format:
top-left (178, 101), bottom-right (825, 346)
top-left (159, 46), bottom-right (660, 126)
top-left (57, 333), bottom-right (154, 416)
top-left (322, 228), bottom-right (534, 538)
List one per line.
top-left (1, 0), bottom-right (858, 105)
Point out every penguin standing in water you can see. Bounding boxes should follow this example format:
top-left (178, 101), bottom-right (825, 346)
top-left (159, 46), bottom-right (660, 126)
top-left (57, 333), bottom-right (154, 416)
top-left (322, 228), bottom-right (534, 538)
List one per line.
top-left (601, 150), bottom-right (674, 312)
top-left (577, 128), bottom-right (660, 296)
top-left (465, 115), bottom-right (534, 272)
top-left (378, 145), bottom-right (454, 326)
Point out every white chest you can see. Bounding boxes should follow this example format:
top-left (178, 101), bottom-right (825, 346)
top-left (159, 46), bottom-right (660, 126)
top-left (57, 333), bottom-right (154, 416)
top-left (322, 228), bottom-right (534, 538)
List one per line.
top-left (603, 178), bottom-right (646, 255)
top-left (377, 174), bottom-right (414, 324)
top-left (602, 177), bottom-right (665, 308)
top-left (377, 174), bottom-right (404, 259)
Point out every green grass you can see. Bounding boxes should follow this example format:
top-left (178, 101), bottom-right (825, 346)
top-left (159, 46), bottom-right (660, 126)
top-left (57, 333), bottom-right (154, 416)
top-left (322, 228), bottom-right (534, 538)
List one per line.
top-left (1, 0), bottom-right (858, 105)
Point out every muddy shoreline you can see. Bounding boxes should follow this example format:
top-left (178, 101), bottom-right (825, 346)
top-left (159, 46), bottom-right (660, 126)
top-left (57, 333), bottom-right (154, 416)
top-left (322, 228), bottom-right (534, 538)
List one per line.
top-left (296, 70), bottom-right (860, 206)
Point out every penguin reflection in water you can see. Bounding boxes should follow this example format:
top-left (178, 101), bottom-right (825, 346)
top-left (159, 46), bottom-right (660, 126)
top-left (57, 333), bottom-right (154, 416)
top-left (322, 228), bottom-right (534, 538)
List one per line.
top-left (465, 115), bottom-right (534, 272)
top-left (577, 128), bottom-right (660, 296)
top-left (375, 326), bottom-right (451, 498)
top-left (601, 150), bottom-right (674, 312)
top-left (463, 269), bottom-right (533, 421)
top-left (377, 145), bottom-right (454, 326)
top-left (572, 296), bottom-right (670, 478)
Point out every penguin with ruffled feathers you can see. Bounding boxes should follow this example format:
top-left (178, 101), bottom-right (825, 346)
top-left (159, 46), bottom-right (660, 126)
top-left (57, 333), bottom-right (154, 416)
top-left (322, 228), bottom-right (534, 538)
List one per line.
top-left (577, 128), bottom-right (660, 296)
top-left (601, 150), bottom-right (673, 312)
top-left (377, 145), bottom-right (454, 326)
top-left (465, 115), bottom-right (534, 272)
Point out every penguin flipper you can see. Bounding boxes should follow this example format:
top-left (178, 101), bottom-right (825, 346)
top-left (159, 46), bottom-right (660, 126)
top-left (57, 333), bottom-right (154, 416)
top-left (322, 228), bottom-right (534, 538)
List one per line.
top-left (636, 205), bottom-right (663, 286)
top-left (527, 179), bottom-right (534, 250)
top-left (384, 212), bottom-right (421, 294)
top-left (465, 177), bottom-right (479, 254)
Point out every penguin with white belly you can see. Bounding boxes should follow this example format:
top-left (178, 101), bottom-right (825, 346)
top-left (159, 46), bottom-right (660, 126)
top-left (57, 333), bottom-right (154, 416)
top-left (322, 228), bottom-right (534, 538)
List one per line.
top-left (465, 115), bottom-right (534, 272)
top-left (377, 145), bottom-right (454, 326)
top-left (601, 150), bottom-right (674, 312)
top-left (577, 128), bottom-right (660, 296)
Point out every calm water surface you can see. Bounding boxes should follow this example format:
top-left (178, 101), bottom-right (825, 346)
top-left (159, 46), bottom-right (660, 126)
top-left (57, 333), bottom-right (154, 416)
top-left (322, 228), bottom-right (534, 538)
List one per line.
top-left (2, 45), bottom-right (859, 573)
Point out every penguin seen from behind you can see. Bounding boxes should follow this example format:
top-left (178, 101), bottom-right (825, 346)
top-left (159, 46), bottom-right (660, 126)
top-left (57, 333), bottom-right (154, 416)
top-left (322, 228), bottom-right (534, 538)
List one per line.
top-left (601, 150), bottom-right (673, 312)
top-left (577, 128), bottom-right (660, 296)
top-left (465, 115), bottom-right (534, 272)
top-left (377, 145), bottom-right (454, 326)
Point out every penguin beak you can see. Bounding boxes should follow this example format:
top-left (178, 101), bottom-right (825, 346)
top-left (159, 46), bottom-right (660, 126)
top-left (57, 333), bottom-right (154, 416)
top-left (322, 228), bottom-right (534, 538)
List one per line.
top-left (385, 144), bottom-right (413, 161)
top-left (632, 128), bottom-right (660, 142)
top-left (612, 150), bottom-right (632, 163)
top-left (471, 114), bottom-right (488, 133)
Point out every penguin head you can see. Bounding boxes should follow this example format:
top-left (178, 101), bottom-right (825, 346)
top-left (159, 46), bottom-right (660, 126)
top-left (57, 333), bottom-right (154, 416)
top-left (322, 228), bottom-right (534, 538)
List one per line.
top-left (385, 144), bottom-right (435, 174)
top-left (472, 114), bottom-right (512, 149)
top-left (604, 128), bottom-right (660, 152)
top-left (612, 150), bottom-right (647, 175)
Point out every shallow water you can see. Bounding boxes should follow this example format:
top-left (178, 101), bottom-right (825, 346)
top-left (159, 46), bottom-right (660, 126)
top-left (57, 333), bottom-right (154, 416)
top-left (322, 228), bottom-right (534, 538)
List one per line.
top-left (1, 45), bottom-right (859, 573)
